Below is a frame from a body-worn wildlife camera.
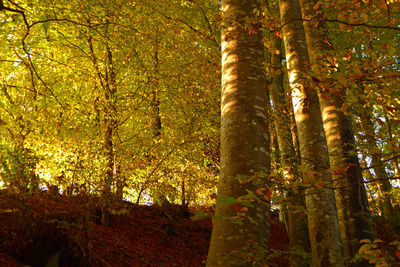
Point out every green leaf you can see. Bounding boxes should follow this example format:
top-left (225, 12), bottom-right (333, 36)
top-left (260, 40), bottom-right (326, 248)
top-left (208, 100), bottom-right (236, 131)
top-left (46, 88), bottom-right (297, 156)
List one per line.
top-left (238, 200), bottom-right (254, 208)
top-left (191, 210), bottom-right (209, 221)
top-left (217, 195), bottom-right (236, 205)
top-left (226, 217), bottom-right (244, 225)
top-left (246, 189), bottom-right (261, 202)
top-left (247, 216), bottom-right (258, 225)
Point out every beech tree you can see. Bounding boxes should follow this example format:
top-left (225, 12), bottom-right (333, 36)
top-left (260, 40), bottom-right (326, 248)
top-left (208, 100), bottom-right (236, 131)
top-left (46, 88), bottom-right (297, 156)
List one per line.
top-left (279, 0), bottom-right (343, 265)
top-left (298, 0), bottom-right (375, 264)
top-left (266, 10), bottom-right (309, 265)
top-left (206, 0), bottom-right (271, 265)
top-left (357, 100), bottom-right (395, 218)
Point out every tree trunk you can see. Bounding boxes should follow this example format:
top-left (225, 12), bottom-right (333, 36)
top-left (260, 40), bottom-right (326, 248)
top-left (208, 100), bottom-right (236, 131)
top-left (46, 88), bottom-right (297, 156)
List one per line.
top-left (101, 41), bottom-right (118, 226)
top-left (206, 0), bottom-right (271, 266)
top-left (382, 109), bottom-right (400, 178)
top-left (85, 19), bottom-right (118, 226)
top-left (115, 161), bottom-right (124, 201)
top-left (152, 34), bottom-right (162, 140)
top-left (358, 105), bottom-right (395, 218)
top-left (279, 0), bottom-right (343, 265)
top-left (102, 116), bottom-right (114, 226)
top-left (268, 26), bottom-right (309, 267)
top-left (298, 1), bottom-right (375, 265)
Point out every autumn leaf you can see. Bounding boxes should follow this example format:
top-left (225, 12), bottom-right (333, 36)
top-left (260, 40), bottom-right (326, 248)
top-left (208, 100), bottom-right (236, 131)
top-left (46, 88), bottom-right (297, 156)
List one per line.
top-left (255, 188), bottom-right (265, 196)
top-left (249, 29), bottom-right (257, 34)
top-left (265, 188), bottom-right (272, 202)
top-left (231, 204), bottom-right (241, 212)
top-left (386, 106), bottom-right (396, 113)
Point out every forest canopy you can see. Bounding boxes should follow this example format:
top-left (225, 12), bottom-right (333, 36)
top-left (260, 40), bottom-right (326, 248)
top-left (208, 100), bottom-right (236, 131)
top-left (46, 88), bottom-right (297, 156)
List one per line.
top-left (0, 0), bottom-right (221, 207)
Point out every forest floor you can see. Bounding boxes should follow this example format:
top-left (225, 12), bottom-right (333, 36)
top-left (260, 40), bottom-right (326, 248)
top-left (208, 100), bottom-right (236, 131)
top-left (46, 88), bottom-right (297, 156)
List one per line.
top-left (0, 190), bottom-right (398, 267)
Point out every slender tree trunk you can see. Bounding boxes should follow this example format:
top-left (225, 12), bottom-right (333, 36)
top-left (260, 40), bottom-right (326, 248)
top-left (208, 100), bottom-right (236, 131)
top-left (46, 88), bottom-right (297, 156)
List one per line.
top-left (115, 161), bottom-right (125, 201)
top-left (358, 106), bottom-right (395, 218)
top-left (268, 27), bottom-right (309, 267)
top-left (382, 110), bottom-right (400, 215)
top-left (206, 0), bottom-right (271, 265)
top-left (382, 109), bottom-right (400, 177)
top-left (152, 34), bottom-right (162, 140)
top-left (299, 1), bottom-right (375, 265)
top-left (101, 43), bottom-right (117, 226)
top-left (279, 0), bottom-right (343, 265)
top-left (85, 19), bottom-right (118, 226)
top-left (102, 115), bottom-right (114, 226)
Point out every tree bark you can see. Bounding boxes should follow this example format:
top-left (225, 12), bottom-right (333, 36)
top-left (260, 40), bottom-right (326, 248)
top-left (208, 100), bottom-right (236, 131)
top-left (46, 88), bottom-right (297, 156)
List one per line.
top-left (358, 105), bottom-right (395, 218)
top-left (206, 0), bottom-right (271, 266)
top-left (101, 43), bottom-right (117, 227)
top-left (382, 109), bottom-right (400, 179)
top-left (279, 0), bottom-right (343, 265)
top-left (268, 26), bottom-right (309, 267)
top-left (298, 1), bottom-right (376, 265)
top-left (151, 34), bottom-right (162, 140)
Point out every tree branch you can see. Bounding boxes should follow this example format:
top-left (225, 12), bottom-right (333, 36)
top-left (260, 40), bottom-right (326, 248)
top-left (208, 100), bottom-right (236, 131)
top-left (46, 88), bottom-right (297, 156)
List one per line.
top-left (271, 17), bottom-right (400, 33)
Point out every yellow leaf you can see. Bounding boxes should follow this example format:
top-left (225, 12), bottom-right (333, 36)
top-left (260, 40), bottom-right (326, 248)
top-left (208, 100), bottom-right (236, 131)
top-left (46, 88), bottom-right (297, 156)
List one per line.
top-left (341, 102), bottom-right (349, 113)
top-left (361, 13), bottom-right (368, 21)
top-left (359, 243), bottom-right (372, 253)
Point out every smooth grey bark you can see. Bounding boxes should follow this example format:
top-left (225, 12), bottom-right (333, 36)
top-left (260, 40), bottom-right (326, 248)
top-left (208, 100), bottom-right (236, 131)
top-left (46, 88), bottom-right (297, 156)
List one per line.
top-left (279, 0), bottom-right (343, 265)
top-left (206, 0), bottom-right (271, 266)
top-left (298, 1), bottom-right (375, 265)
top-left (268, 28), bottom-right (309, 267)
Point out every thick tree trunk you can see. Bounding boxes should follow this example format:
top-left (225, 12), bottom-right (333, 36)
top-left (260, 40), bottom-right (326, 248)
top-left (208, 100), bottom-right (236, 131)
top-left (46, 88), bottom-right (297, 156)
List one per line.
top-left (268, 28), bottom-right (309, 267)
top-left (299, 1), bottom-right (375, 265)
top-left (279, 0), bottom-right (343, 265)
top-left (206, 0), bottom-right (271, 266)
